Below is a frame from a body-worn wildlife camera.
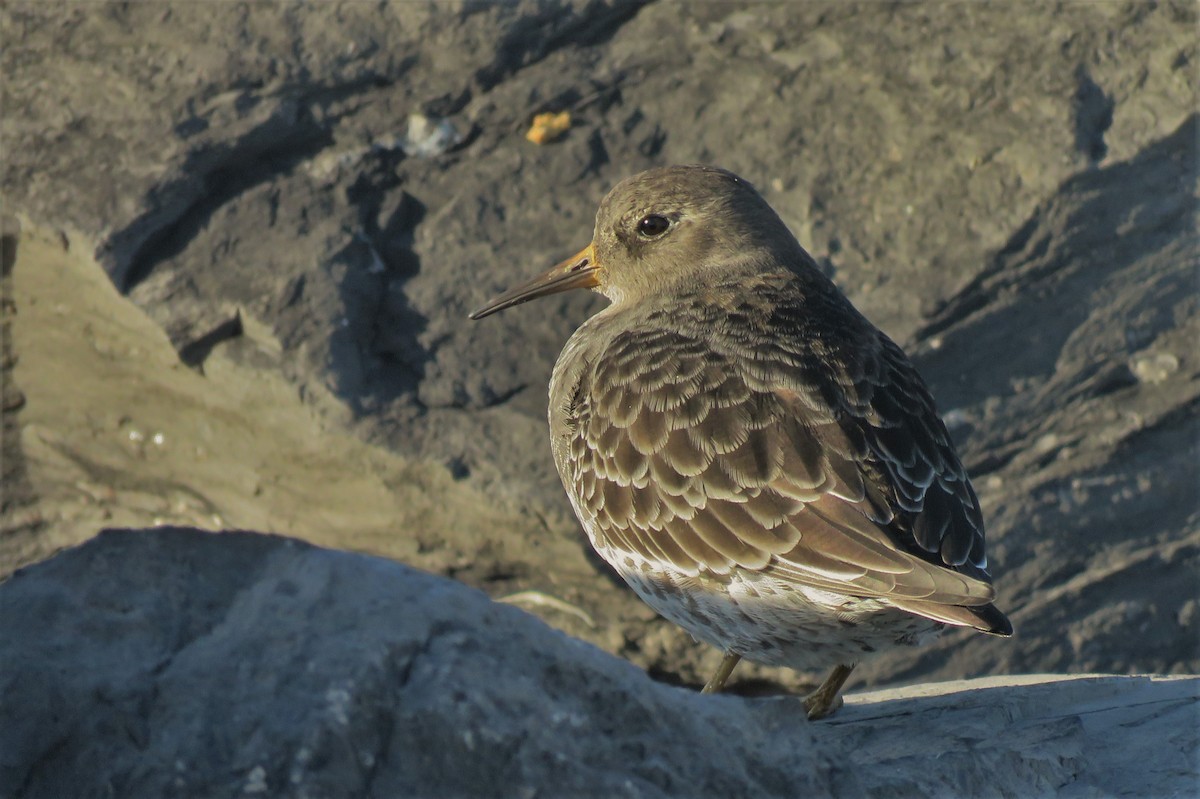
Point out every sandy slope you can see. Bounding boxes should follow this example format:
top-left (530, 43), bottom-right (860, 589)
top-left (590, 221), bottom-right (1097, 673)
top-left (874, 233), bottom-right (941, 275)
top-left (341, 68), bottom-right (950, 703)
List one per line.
top-left (2, 225), bottom-right (534, 577)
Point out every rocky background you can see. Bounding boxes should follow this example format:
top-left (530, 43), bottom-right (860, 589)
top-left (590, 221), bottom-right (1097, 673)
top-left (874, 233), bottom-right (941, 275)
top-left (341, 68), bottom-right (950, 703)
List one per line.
top-left (1, 1), bottom-right (1197, 786)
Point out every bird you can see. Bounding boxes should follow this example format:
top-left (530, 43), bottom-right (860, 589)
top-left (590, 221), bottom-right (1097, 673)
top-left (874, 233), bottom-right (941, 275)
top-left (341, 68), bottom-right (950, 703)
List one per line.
top-left (469, 165), bottom-right (1011, 719)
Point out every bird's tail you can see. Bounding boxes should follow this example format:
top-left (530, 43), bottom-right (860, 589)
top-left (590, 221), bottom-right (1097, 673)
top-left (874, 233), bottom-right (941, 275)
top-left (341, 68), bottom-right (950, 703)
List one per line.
top-left (889, 598), bottom-right (1014, 636)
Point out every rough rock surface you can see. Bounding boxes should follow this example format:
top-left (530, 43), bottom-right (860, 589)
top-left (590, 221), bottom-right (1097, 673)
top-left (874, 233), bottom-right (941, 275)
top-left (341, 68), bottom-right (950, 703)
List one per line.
top-left (2, 528), bottom-right (1195, 799)
top-left (2, 1), bottom-right (1197, 695)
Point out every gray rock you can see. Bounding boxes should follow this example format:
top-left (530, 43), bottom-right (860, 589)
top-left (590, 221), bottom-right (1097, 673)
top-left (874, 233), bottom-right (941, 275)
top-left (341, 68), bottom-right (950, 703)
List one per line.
top-left (857, 113), bottom-right (1200, 687)
top-left (1, 0), bottom-right (1196, 699)
top-left (1, 528), bottom-right (1196, 799)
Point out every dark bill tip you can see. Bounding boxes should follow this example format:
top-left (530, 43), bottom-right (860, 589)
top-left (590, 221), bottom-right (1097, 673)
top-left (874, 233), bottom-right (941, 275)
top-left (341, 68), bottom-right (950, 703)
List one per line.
top-left (469, 244), bottom-right (599, 320)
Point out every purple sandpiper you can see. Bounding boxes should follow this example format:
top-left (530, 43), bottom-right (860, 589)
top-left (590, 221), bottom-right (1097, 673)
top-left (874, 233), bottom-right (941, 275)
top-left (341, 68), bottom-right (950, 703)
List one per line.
top-left (470, 165), bottom-right (1011, 719)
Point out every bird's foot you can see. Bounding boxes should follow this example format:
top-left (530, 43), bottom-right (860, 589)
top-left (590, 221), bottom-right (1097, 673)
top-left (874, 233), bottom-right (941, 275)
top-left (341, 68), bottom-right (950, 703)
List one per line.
top-left (802, 688), bottom-right (844, 720)
top-left (802, 663), bottom-right (855, 720)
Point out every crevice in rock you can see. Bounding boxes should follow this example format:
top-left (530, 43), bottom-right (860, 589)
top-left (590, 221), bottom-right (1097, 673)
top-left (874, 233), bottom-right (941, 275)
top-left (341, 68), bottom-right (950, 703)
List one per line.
top-left (442, 381), bottom-right (529, 412)
top-left (1071, 66), bottom-right (1114, 164)
top-left (915, 114), bottom-right (1197, 344)
top-left (472, 0), bottom-right (654, 95)
top-left (177, 310), bottom-right (245, 371)
top-left (0, 218), bottom-right (37, 531)
top-left (106, 73), bottom-right (402, 295)
top-left (113, 111), bottom-right (334, 294)
top-left (326, 185), bottom-right (432, 411)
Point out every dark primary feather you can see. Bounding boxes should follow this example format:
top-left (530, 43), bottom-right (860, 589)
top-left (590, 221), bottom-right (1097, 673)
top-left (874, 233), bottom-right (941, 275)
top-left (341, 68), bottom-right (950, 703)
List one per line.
top-left (554, 270), bottom-right (1005, 629)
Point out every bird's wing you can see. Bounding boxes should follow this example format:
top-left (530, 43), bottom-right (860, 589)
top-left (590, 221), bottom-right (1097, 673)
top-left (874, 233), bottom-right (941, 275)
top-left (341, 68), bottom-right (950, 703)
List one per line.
top-left (562, 321), bottom-right (997, 614)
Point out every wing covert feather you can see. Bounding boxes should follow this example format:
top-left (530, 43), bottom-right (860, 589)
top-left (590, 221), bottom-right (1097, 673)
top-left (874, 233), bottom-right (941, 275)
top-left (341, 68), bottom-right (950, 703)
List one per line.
top-left (558, 310), bottom-right (995, 608)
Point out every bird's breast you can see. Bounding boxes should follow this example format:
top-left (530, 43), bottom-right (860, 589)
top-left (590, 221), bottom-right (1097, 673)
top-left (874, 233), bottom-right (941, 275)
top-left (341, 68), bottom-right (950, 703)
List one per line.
top-left (547, 310), bottom-right (621, 468)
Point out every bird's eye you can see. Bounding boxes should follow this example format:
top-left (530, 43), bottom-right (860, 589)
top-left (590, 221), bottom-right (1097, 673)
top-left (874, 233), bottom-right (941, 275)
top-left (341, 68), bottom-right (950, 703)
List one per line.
top-left (636, 215), bottom-right (671, 238)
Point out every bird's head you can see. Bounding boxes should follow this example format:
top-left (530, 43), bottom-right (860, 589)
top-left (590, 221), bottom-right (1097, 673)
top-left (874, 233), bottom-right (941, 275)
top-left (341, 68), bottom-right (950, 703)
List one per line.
top-left (469, 165), bottom-right (799, 320)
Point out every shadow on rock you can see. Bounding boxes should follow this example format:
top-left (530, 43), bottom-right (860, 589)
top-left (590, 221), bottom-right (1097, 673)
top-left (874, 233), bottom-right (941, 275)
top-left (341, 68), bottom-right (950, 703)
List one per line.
top-left (884, 114), bottom-right (1200, 684)
top-left (328, 179), bottom-right (433, 413)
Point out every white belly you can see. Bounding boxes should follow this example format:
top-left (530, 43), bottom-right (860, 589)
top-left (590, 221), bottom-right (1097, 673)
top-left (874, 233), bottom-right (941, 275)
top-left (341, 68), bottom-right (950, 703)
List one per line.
top-left (594, 539), bottom-right (942, 672)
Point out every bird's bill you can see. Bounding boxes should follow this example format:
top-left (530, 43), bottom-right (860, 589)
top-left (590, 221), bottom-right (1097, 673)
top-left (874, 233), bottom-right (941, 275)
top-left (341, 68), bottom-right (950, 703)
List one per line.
top-left (469, 243), bottom-right (600, 320)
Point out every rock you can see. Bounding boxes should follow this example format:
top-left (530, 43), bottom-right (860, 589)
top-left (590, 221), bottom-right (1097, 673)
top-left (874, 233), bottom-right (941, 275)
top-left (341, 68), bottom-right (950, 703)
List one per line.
top-left (1, 528), bottom-right (1195, 799)
top-left (896, 116), bottom-right (1200, 683)
top-left (397, 114), bottom-right (465, 158)
top-left (1, 1), bottom-right (1197, 699)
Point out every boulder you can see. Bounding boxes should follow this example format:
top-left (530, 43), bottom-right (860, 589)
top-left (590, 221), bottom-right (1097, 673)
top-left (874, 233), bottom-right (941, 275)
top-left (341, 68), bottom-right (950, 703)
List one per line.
top-left (2, 0), bottom-right (1196, 703)
top-left (2, 528), bottom-right (1194, 798)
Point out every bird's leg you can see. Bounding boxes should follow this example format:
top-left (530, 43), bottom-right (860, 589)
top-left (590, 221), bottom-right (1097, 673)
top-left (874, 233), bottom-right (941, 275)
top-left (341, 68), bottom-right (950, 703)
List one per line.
top-left (701, 652), bottom-right (742, 694)
top-left (803, 663), bottom-right (855, 720)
